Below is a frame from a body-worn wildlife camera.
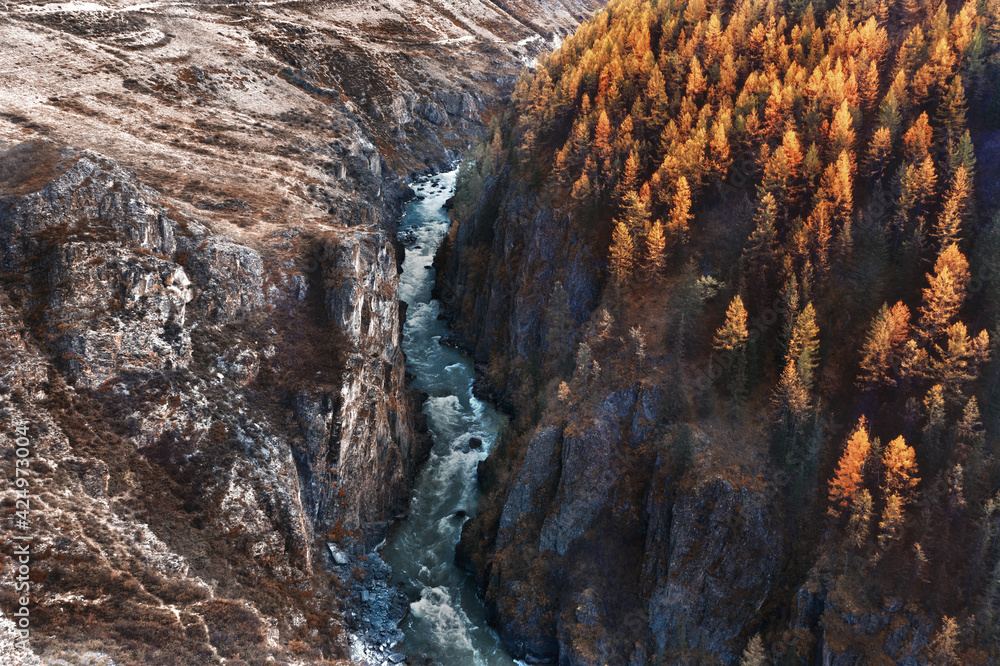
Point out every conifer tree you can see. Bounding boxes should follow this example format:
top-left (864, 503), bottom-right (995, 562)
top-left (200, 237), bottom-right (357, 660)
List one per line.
top-left (878, 87), bottom-right (903, 139)
top-left (573, 342), bottom-right (594, 390)
top-left (830, 150), bottom-right (854, 225)
top-left (571, 171), bottom-right (593, 201)
top-left (741, 193), bottom-right (778, 303)
top-left (714, 294), bottom-right (750, 397)
top-left (877, 492), bottom-right (906, 558)
top-left (772, 354), bottom-right (813, 463)
top-left (546, 281), bottom-right (572, 371)
top-left (789, 302), bottom-right (820, 393)
top-left (847, 488), bottom-right (874, 548)
top-left (779, 273), bottom-right (800, 359)
top-left (919, 244), bottom-right (970, 341)
top-left (830, 416), bottom-right (873, 509)
top-left (897, 156), bottom-right (938, 235)
top-left (761, 147), bottom-right (791, 212)
top-left (646, 66), bottom-right (669, 128)
top-left (739, 634), bottom-right (766, 666)
top-left (829, 100), bottom-right (857, 160)
top-left (933, 166), bottom-right (972, 247)
top-left (937, 77), bottom-right (969, 140)
top-left (955, 397), bottom-right (984, 468)
top-left (903, 112), bottom-right (933, 162)
top-left (617, 150), bottom-right (641, 205)
top-left (858, 302), bottom-right (911, 392)
top-left (883, 435), bottom-right (920, 497)
top-left (619, 190), bottom-right (651, 234)
top-left (629, 325), bottom-right (648, 375)
top-left (709, 121), bottom-right (732, 175)
top-left (867, 127), bottom-right (893, 183)
top-left (594, 110), bottom-right (614, 171)
top-left (923, 384), bottom-right (947, 468)
top-left (928, 617), bottom-right (961, 665)
top-left (947, 130), bottom-right (976, 181)
top-left (610, 221), bottom-right (635, 286)
top-left (929, 322), bottom-right (991, 405)
top-left (687, 55), bottom-right (707, 98)
top-left (645, 219), bottom-right (667, 280)
top-left (668, 176), bottom-right (694, 246)
top-left (860, 60), bottom-right (881, 116)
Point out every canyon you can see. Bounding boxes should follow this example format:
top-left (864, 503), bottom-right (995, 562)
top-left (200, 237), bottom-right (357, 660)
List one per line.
top-left (0, 0), bottom-right (594, 663)
top-left (4, 0), bottom-right (1000, 663)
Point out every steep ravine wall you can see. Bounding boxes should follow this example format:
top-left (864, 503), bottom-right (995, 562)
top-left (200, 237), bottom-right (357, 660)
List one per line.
top-left (0, 145), bottom-right (428, 663)
top-left (437, 174), bottom-right (786, 665)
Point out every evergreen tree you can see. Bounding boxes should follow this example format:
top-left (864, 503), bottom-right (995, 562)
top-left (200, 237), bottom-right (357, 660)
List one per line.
top-left (867, 126), bottom-right (893, 183)
top-left (932, 166), bottom-right (972, 248)
top-left (928, 617), bottom-right (961, 665)
top-left (546, 281), bottom-right (572, 372)
top-left (923, 384), bottom-right (948, 470)
top-left (903, 112), bottom-right (934, 162)
top-left (919, 244), bottom-right (971, 341)
top-left (883, 435), bottom-right (920, 498)
top-left (789, 302), bottom-right (821, 393)
top-left (616, 150), bottom-right (642, 205)
top-left (829, 100), bottom-right (857, 160)
top-left (619, 190), bottom-right (651, 234)
top-left (779, 274), bottom-right (801, 360)
top-left (669, 175), bottom-right (694, 247)
top-left (714, 295), bottom-right (750, 397)
top-left (877, 492), bottom-right (906, 559)
top-left (594, 110), bottom-right (614, 172)
top-left (858, 302), bottom-right (911, 393)
top-left (741, 193), bottom-right (778, 305)
top-left (847, 488), bottom-right (875, 549)
top-left (739, 634), bottom-right (766, 666)
top-left (830, 416), bottom-right (873, 510)
top-left (928, 322), bottom-right (991, 405)
top-left (645, 219), bottom-right (667, 280)
top-left (610, 221), bottom-right (636, 286)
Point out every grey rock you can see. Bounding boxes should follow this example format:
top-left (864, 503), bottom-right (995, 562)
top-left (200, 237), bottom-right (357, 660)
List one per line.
top-left (183, 236), bottom-right (264, 323)
top-left (644, 477), bottom-right (782, 663)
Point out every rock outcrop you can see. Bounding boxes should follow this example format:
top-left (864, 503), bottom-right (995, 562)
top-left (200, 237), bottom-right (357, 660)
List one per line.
top-left (0, 145), bottom-right (426, 663)
top-left (643, 477), bottom-right (782, 663)
top-left (454, 378), bottom-right (783, 664)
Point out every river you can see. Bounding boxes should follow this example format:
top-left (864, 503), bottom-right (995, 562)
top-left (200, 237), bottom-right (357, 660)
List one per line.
top-left (381, 170), bottom-right (518, 665)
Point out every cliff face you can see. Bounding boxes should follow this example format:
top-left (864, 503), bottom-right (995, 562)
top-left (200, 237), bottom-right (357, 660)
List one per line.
top-left (437, 169), bottom-right (602, 369)
top-left (0, 144), bottom-right (427, 662)
top-left (444, 245), bottom-right (785, 664)
top-left (440, 173), bottom-right (785, 659)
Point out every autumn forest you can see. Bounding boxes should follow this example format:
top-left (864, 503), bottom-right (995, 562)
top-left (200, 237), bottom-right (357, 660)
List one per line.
top-left (444, 0), bottom-right (1000, 660)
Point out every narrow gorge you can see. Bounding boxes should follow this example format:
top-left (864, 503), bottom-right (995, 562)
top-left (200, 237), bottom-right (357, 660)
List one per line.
top-left (0, 0), bottom-right (593, 663)
top-left (3, 0), bottom-right (1000, 663)
top-left (380, 171), bottom-right (514, 665)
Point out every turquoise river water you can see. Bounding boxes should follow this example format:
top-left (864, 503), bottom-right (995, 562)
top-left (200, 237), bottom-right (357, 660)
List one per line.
top-left (381, 170), bottom-right (519, 665)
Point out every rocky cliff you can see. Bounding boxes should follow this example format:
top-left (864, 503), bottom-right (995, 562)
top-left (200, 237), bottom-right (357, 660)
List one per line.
top-left (440, 173), bottom-right (786, 662)
top-left (0, 142), bottom-right (424, 663)
top-left (442, 213), bottom-right (786, 663)
top-left (0, 0), bottom-right (598, 661)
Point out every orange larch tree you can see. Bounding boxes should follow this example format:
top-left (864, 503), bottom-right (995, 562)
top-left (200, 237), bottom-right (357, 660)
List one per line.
top-left (829, 416), bottom-right (873, 510)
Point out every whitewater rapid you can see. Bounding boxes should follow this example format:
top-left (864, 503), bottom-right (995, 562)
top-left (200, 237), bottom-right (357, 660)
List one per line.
top-left (381, 170), bottom-right (519, 665)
